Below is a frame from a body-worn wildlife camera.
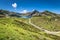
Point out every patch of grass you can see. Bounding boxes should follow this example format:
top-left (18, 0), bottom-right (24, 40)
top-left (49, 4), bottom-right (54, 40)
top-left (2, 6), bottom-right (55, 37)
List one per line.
top-left (0, 17), bottom-right (59, 40)
top-left (31, 16), bottom-right (60, 31)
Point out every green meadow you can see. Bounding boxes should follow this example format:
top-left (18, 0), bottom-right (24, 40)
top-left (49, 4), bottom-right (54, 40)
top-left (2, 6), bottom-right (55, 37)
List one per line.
top-left (0, 17), bottom-right (60, 40)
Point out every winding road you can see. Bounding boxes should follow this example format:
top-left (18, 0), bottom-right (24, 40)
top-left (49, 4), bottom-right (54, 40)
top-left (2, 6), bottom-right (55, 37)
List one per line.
top-left (29, 18), bottom-right (60, 36)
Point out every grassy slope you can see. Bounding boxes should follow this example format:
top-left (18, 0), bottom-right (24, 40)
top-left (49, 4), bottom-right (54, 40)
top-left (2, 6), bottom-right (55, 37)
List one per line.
top-left (0, 17), bottom-right (60, 40)
top-left (31, 16), bottom-right (60, 31)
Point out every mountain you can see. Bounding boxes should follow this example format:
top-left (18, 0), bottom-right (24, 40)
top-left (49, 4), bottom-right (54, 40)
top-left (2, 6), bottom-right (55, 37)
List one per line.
top-left (0, 10), bottom-right (60, 40)
top-left (29, 10), bottom-right (40, 16)
top-left (31, 10), bottom-right (60, 31)
top-left (40, 10), bottom-right (58, 17)
top-left (0, 9), bottom-right (21, 17)
top-left (0, 9), bottom-right (60, 18)
top-left (27, 10), bottom-right (60, 18)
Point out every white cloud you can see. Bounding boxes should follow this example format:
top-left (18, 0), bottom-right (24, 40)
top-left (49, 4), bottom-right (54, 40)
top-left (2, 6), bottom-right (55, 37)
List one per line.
top-left (12, 3), bottom-right (17, 9)
top-left (20, 10), bottom-right (28, 13)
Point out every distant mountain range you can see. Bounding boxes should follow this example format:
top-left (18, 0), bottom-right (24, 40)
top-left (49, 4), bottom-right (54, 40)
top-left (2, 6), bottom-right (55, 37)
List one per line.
top-left (0, 9), bottom-right (60, 18)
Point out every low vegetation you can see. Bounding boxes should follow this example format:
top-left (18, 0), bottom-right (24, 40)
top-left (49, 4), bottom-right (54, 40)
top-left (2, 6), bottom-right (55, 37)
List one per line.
top-left (0, 10), bottom-right (60, 40)
top-left (31, 16), bottom-right (60, 31)
top-left (0, 17), bottom-right (60, 40)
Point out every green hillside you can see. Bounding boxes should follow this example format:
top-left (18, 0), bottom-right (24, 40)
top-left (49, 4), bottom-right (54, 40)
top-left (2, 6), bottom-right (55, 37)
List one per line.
top-left (0, 10), bottom-right (60, 40)
top-left (31, 16), bottom-right (60, 31)
top-left (0, 17), bottom-right (60, 40)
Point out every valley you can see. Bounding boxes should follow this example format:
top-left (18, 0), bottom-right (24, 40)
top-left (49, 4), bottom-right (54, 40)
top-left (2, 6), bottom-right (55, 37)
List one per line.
top-left (0, 10), bottom-right (60, 40)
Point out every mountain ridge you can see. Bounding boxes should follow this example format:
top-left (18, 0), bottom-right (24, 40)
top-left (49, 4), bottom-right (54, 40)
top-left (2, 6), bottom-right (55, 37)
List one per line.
top-left (0, 9), bottom-right (60, 18)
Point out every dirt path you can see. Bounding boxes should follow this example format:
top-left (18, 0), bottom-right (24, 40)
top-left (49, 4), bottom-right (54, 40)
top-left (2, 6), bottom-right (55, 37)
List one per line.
top-left (29, 18), bottom-right (60, 36)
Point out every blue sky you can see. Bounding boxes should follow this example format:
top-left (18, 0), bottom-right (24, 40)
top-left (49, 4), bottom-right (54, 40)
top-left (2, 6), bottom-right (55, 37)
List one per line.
top-left (0, 0), bottom-right (60, 14)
